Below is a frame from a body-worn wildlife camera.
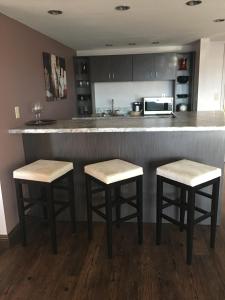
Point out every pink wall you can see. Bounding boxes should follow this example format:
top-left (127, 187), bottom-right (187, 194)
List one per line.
top-left (0, 13), bottom-right (76, 234)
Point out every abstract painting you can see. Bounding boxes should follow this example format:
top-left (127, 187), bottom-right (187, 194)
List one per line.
top-left (43, 52), bottom-right (67, 101)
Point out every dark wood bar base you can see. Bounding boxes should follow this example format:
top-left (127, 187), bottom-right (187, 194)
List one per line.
top-left (23, 131), bottom-right (225, 223)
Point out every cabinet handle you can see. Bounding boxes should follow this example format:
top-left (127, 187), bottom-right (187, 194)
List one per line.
top-left (155, 71), bottom-right (158, 78)
top-left (109, 73), bottom-right (111, 79)
top-left (112, 73), bottom-right (115, 79)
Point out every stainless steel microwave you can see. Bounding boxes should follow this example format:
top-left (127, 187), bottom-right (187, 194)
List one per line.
top-left (143, 97), bottom-right (173, 115)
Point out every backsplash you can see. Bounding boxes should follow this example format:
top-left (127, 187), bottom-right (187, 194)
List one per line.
top-left (93, 81), bottom-right (173, 114)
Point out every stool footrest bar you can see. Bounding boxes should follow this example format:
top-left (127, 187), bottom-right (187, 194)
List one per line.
top-left (92, 208), bottom-right (107, 220)
top-left (161, 213), bottom-right (182, 227)
top-left (194, 212), bottom-right (211, 224)
top-left (55, 203), bottom-right (70, 216)
top-left (91, 187), bottom-right (105, 194)
top-left (196, 190), bottom-right (212, 199)
top-left (113, 213), bottom-right (138, 225)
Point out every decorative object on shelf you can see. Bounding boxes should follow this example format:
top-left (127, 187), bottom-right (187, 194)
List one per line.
top-left (43, 52), bottom-right (67, 101)
top-left (25, 119), bottom-right (56, 126)
top-left (177, 94), bottom-right (189, 98)
top-left (176, 103), bottom-right (188, 112)
top-left (74, 56), bottom-right (92, 116)
top-left (81, 62), bottom-right (88, 74)
top-left (177, 76), bottom-right (189, 84)
top-left (178, 58), bottom-right (188, 70)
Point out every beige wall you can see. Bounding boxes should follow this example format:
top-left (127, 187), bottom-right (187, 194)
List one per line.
top-left (0, 13), bottom-right (76, 234)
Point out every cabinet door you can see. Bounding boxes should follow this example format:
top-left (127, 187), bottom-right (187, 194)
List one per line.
top-left (110, 55), bottom-right (132, 81)
top-left (89, 56), bottom-right (111, 82)
top-left (154, 53), bottom-right (177, 80)
top-left (133, 54), bottom-right (155, 81)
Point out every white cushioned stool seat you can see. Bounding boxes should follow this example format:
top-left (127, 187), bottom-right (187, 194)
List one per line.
top-left (84, 159), bottom-right (143, 184)
top-left (13, 160), bottom-right (74, 183)
top-left (157, 159), bottom-right (221, 187)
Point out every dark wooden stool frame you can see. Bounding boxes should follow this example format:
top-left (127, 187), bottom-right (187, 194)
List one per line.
top-left (85, 174), bottom-right (143, 258)
top-left (15, 170), bottom-right (76, 254)
top-left (156, 175), bottom-right (220, 265)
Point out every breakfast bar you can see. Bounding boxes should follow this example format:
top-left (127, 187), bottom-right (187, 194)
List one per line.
top-left (9, 111), bottom-right (225, 223)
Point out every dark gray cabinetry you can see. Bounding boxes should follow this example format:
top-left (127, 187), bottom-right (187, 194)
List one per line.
top-left (133, 53), bottom-right (177, 81)
top-left (90, 55), bottom-right (132, 82)
top-left (110, 55), bottom-right (132, 81)
top-left (90, 56), bottom-right (111, 82)
top-left (154, 53), bottom-right (177, 80)
top-left (133, 54), bottom-right (155, 81)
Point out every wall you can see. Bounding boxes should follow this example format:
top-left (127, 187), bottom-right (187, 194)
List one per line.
top-left (0, 183), bottom-right (7, 235)
top-left (0, 13), bottom-right (76, 234)
top-left (93, 81), bottom-right (173, 114)
top-left (197, 38), bottom-right (225, 111)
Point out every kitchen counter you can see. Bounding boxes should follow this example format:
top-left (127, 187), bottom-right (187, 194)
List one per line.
top-left (9, 111), bottom-right (225, 223)
top-left (9, 112), bottom-right (225, 134)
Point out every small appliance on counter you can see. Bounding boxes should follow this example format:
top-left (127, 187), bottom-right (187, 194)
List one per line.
top-left (143, 97), bottom-right (173, 115)
top-left (132, 101), bottom-right (142, 112)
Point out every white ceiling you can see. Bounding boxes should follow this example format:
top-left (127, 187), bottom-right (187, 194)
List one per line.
top-left (1, 0), bottom-right (225, 50)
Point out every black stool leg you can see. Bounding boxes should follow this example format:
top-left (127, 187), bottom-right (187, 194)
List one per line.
top-left (105, 186), bottom-right (113, 258)
top-left (15, 181), bottom-right (27, 246)
top-left (186, 189), bottom-right (195, 265)
top-left (156, 176), bottom-right (163, 245)
top-left (210, 178), bottom-right (220, 248)
top-left (86, 175), bottom-right (93, 240)
top-left (180, 189), bottom-right (186, 232)
top-left (68, 171), bottom-right (76, 233)
top-left (115, 186), bottom-right (121, 228)
top-left (46, 184), bottom-right (57, 254)
top-left (137, 176), bottom-right (143, 244)
top-left (41, 187), bottom-right (48, 221)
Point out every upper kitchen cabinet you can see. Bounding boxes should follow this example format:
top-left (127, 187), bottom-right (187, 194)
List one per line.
top-left (90, 56), bottom-right (111, 82)
top-left (133, 54), bottom-right (155, 81)
top-left (110, 55), bottom-right (132, 81)
top-left (90, 55), bottom-right (132, 82)
top-left (154, 53), bottom-right (177, 80)
top-left (133, 53), bottom-right (177, 81)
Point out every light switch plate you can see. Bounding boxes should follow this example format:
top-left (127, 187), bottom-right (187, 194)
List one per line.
top-left (15, 106), bottom-right (20, 119)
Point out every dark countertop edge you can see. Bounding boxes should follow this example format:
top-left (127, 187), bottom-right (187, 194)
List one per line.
top-left (8, 126), bottom-right (225, 134)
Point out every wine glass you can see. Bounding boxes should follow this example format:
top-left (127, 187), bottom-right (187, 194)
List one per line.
top-left (32, 102), bottom-right (43, 123)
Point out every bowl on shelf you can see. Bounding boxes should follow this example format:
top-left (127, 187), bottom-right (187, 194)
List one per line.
top-left (177, 76), bottom-right (189, 84)
top-left (177, 94), bottom-right (189, 99)
top-left (176, 103), bottom-right (188, 112)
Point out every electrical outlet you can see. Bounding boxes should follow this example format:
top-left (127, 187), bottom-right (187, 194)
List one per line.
top-left (15, 106), bottom-right (20, 119)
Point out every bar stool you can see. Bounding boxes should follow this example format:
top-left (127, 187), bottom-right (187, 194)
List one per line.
top-left (13, 159), bottom-right (76, 254)
top-left (156, 159), bottom-right (221, 265)
top-left (84, 159), bottom-right (143, 258)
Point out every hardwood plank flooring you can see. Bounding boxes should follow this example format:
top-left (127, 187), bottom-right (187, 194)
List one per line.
top-left (1, 206), bottom-right (225, 299)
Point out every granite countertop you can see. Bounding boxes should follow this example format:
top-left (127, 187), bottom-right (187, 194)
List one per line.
top-left (8, 112), bottom-right (225, 134)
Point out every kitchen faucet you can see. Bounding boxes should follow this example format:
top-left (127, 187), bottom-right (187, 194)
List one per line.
top-left (107, 99), bottom-right (119, 116)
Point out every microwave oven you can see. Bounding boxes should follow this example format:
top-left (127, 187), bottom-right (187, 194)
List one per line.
top-left (143, 97), bottom-right (173, 115)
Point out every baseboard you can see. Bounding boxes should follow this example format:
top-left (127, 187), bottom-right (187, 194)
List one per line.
top-left (0, 224), bottom-right (20, 249)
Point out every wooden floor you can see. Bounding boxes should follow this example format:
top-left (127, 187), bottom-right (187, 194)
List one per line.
top-left (1, 205), bottom-right (225, 300)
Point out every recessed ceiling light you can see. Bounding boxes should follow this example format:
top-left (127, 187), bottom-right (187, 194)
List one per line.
top-left (186, 1), bottom-right (202, 6)
top-left (152, 41), bottom-right (160, 45)
top-left (48, 10), bottom-right (63, 15)
top-left (115, 5), bottom-right (130, 11)
top-left (105, 44), bottom-right (113, 47)
top-left (214, 18), bottom-right (225, 22)
top-left (128, 42), bottom-right (136, 46)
